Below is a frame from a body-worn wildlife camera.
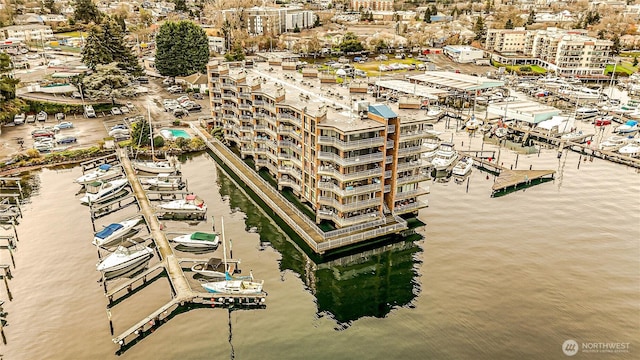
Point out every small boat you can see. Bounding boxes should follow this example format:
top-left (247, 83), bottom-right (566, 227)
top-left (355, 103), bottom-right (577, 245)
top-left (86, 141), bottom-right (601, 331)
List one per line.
top-left (465, 116), bottom-right (482, 131)
top-left (201, 276), bottom-right (264, 295)
top-left (560, 130), bottom-right (585, 142)
top-left (171, 231), bottom-right (220, 248)
top-left (96, 244), bottom-right (153, 272)
top-left (598, 136), bottom-right (629, 151)
top-left (452, 156), bottom-right (473, 176)
top-left (79, 178), bottom-right (129, 204)
top-left (615, 120), bottom-right (638, 134)
top-left (575, 107), bottom-right (599, 120)
top-left (426, 106), bottom-right (444, 118)
top-left (145, 173), bottom-right (184, 189)
top-left (158, 194), bottom-right (207, 213)
top-left (75, 164), bottom-right (122, 185)
top-left (617, 138), bottom-right (640, 157)
top-left (132, 158), bottom-right (179, 174)
top-left (191, 257), bottom-right (241, 278)
top-left (431, 143), bottom-right (459, 171)
top-left (494, 127), bottom-right (508, 138)
top-left (93, 217), bottom-right (142, 247)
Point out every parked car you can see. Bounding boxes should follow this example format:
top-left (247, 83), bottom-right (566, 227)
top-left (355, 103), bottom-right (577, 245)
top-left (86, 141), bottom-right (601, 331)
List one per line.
top-left (176, 95), bottom-right (190, 103)
top-left (14, 113), bottom-right (25, 125)
top-left (37, 111), bottom-right (48, 122)
top-left (172, 108), bottom-right (189, 118)
top-left (162, 77), bottom-right (175, 86)
top-left (26, 114), bottom-right (36, 123)
top-left (167, 85), bottom-right (183, 94)
top-left (84, 105), bottom-right (96, 118)
top-left (182, 102), bottom-right (202, 112)
top-left (126, 102), bottom-right (135, 109)
top-left (110, 107), bottom-right (122, 115)
top-left (31, 129), bottom-right (55, 138)
top-left (109, 128), bottom-right (130, 137)
top-left (136, 76), bottom-right (149, 84)
top-left (120, 106), bottom-right (129, 114)
top-left (57, 136), bottom-right (77, 144)
top-left (111, 124), bottom-right (127, 131)
top-left (55, 112), bottom-right (65, 121)
top-left (72, 91), bottom-right (82, 99)
top-left (192, 93), bottom-right (204, 100)
top-left (54, 121), bottom-right (74, 130)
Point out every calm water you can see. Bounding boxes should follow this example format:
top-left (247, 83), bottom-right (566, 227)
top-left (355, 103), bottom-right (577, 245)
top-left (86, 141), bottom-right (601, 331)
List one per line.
top-left (1, 141), bottom-right (638, 359)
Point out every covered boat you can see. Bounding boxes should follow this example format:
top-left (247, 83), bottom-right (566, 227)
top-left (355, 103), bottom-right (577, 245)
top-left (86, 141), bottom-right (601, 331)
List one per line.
top-left (172, 231), bottom-right (219, 248)
top-left (191, 257), bottom-right (241, 278)
top-left (618, 138), bottom-right (640, 157)
top-left (452, 156), bottom-right (473, 176)
top-left (615, 120), bottom-right (638, 134)
top-left (158, 194), bottom-right (207, 213)
top-left (96, 244), bottom-right (153, 272)
top-left (93, 217), bottom-right (142, 247)
top-left (75, 164), bottom-right (122, 185)
top-left (79, 178), bottom-right (129, 204)
top-left (145, 173), bottom-right (184, 189)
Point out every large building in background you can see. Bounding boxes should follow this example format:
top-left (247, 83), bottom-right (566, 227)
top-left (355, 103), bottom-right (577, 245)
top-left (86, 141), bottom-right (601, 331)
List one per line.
top-left (485, 27), bottom-right (613, 76)
top-left (350, 0), bottom-right (394, 11)
top-left (206, 62), bottom-right (430, 228)
top-left (222, 6), bottom-right (316, 35)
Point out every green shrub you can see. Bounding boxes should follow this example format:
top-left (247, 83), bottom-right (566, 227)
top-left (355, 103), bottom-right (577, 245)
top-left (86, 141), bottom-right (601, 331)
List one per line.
top-left (153, 136), bottom-right (165, 148)
top-left (173, 119), bottom-right (181, 126)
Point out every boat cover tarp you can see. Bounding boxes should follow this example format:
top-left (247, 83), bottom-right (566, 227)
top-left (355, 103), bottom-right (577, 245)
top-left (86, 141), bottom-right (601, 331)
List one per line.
top-left (191, 232), bottom-right (217, 241)
top-left (99, 164), bottom-right (112, 171)
top-left (96, 223), bottom-right (124, 239)
top-left (624, 120), bottom-right (638, 126)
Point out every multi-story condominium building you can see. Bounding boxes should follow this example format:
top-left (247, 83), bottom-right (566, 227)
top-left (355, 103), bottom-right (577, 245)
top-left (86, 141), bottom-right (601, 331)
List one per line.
top-left (350, 0), bottom-right (394, 11)
top-left (0, 24), bottom-right (54, 42)
top-left (207, 62), bottom-right (430, 228)
top-left (222, 6), bottom-right (316, 35)
top-left (486, 27), bottom-right (612, 76)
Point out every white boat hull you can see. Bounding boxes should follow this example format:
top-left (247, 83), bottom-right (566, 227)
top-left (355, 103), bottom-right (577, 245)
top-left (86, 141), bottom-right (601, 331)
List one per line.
top-left (96, 246), bottom-right (153, 272)
top-left (93, 218), bottom-right (142, 247)
top-left (75, 169), bottom-right (121, 185)
top-left (132, 160), bottom-right (177, 174)
top-left (202, 279), bottom-right (264, 295)
top-left (172, 233), bottom-right (219, 248)
top-left (80, 179), bottom-right (129, 204)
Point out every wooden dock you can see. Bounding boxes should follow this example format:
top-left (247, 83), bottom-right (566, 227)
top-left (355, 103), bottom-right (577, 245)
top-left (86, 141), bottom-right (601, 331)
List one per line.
top-left (491, 169), bottom-right (555, 196)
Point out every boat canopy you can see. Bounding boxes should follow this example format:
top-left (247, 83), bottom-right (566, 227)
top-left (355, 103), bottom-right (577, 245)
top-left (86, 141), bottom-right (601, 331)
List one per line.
top-left (624, 120), bottom-right (638, 126)
top-left (99, 164), bottom-right (112, 171)
top-left (95, 223), bottom-right (124, 239)
top-left (191, 232), bottom-right (218, 241)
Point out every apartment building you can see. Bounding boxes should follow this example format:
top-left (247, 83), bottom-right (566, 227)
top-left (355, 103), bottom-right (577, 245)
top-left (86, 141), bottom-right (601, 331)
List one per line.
top-left (207, 62), bottom-right (430, 228)
top-left (222, 6), bottom-right (316, 35)
top-left (350, 0), bottom-right (394, 11)
top-left (0, 24), bottom-right (54, 42)
top-left (486, 27), bottom-right (612, 76)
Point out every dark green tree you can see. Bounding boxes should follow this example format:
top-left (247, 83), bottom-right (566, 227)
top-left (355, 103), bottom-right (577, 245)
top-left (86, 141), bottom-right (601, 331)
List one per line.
top-left (505, 19), bottom-right (514, 29)
top-left (314, 16), bottom-right (321, 27)
top-left (633, 56), bottom-right (638, 67)
top-left (611, 34), bottom-right (621, 56)
top-left (155, 20), bottom-right (209, 77)
top-left (81, 63), bottom-right (137, 103)
top-left (173, 0), bottom-right (188, 12)
top-left (375, 39), bottom-right (388, 53)
top-left (44, 0), bottom-right (59, 14)
top-left (339, 32), bottom-right (363, 53)
top-left (473, 16), bottom-right (486, 40)
top-left (224, 41), bottom-right (246, 62)
top-left (423, 8), bottom-right (431, 23)
top-left (597, 29), bottom-right (607, 40)
top-left (131, 118), bottom-right (152, 147)
top-left (112, 14), bottom-right (127, 32)
top-left (293, 24), bottom-right (300, 33)
top-left (0, 53), bottom-right (19, 102)
top-left (74, 0), bottom-right (102, 24)
top-left (527, 9), bottom-right (535, 25)
top-left (82, 20), bottom-right (142, 75)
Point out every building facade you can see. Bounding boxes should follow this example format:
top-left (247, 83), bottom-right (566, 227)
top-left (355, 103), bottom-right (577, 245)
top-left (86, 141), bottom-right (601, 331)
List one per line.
top-left (0, 24), bottom-right (54, 42)
top-left (350, 0), bottom-right (394, 11)
top-left (207, 62), bottom-right (430, 228)
top-left (223, 7), bottom-right (315, 35)
top-left (486, 27), bottom-right (612, 76)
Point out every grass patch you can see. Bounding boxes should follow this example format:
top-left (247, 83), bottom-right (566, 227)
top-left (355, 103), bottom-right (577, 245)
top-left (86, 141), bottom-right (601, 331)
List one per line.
top-left (54, 31), bottom-right (88, 38)
top-left (530, 65), bottom-right (547, 74)
top-left (620, 51), bottom-right (640, 58)
top-left (355, 58), bottom-right (422, 77)
top-left (605, 62), bottom-right (638, 75)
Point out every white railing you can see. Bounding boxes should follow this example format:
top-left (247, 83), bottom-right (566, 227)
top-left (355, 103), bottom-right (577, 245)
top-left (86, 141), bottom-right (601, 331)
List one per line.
top-left (317, 136), bottom-right (385, 150)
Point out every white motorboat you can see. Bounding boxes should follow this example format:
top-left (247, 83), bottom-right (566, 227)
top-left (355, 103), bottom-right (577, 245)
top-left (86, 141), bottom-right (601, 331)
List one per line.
top-left (431, 143), bottom-right (459, 171)
top-left (617, 138), bottom-right (640, 157)
top-left (575, 107), bottom-right (599, 120)
top-left (494, 127), bottom-right (508, 138)
top-left (145, 173), bottom-right (184, 189)
top-left (79, 178), bottom-right (129, 204)
top-left (171, 231), bottom-right (220, 248)
top-left (75, 164), bottom-right (122, 185)
top-left (426, 106), bottom-right (444, 118)
top-left (96, 244), bottom-right (153, 272)
top-left (452, 156), bottom-right (473, 176)
top-left (561, 130), bottom-right (585, 142)
top-left (191, 257), bottom-right (242, 278)
top-left (615, 120), bottom-right (638, 134)
top-left (92, 217), bottom-right (142, 247)
top-left (598, 136), bottom-right (629, 151)
top-left (158, 194), bottom-right (207, 213)
top-left (132, 157), bottom-right (179, 174)
top-left (465, 116), bottom-right (482, 131)
top-left (202, 276), bottom-right (264, 295)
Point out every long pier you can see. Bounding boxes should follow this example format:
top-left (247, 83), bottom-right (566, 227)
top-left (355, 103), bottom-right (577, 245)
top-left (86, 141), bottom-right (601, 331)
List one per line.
top-left (190, 124), bottom-right (409, 254)
top-left (107, 149), bottom-right (266, 349)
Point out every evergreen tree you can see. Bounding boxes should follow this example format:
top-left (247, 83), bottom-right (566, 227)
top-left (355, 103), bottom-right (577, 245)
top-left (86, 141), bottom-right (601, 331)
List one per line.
top-left (0, 53), bottom-right (19, 102)
top-left (473, 16), bottom-right (486, 41)
top-left (82, 20), bottom-right (142, 75)
top-left (611, 34), bottom-right (621, 56)
top-left (633, 56), bottom-right (638, 67)
top-left (155, 20), bottom-right (210, 77)
top-left (44, 0), bottom-right (59, 14)
top-left (423, 8), bottom-right (431, 23)
top-left (74, 0), bottom-right (102, 24)
top-left (505, 19), bottom-right (514, 29)
top-left (81, 63), bottom-right (137, 103)
top-left (527, 9), bottom-right (536, 25)
top-left (174, 0), bottom-right (188, 12)
top-left (339, 32), bottom-right (364, 53)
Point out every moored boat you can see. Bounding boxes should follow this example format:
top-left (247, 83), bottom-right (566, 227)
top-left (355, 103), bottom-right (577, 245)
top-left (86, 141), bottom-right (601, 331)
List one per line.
top-left (452, 156), bottom-right (473, 176)
top-left (598, 136), bottom-right (629, 151)
top-left (201, 276), bottom-right (264, 295)
top-left (93, 217), bottom-right (142, 247)
top-left (465, 116), bottom-right (482, 131)
top-left (617, 138), bottom-right (640, 157)
top-left (79, 178), bottom-right (129, 204)
top-left (158, 194), bottom-right (207, 213)
top-left (75, 164), bottom-right (122, 185)
top-left (191, 257), bottom-right (242, 278)
top-left (145, 173), bottom-right (184, 189)
top-left (615, 120), bottom-right (638, 134)
top-left (171, 231), bottom-right (220, 248)
top-left (431, 143), bottom-right (459, 171)
top-left (96, 244), bottom-right (153, 272)
top-left (132, 157), bottom-right (179, 174)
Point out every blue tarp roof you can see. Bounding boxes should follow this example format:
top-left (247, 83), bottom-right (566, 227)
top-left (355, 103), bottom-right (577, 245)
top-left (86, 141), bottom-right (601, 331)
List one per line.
top-left (99, 164), bottom-right (111, 171)
top-left (95, 223), bottom-right (123, 239)
top-left (368, 104), bottom-right (397, 119)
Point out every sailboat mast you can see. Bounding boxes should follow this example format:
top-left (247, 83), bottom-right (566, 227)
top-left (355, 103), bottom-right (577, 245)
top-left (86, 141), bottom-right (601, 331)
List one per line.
top-left (148, 106), bottom-right (155, 161)
top-left (221, 217), bottom-right (228, 275)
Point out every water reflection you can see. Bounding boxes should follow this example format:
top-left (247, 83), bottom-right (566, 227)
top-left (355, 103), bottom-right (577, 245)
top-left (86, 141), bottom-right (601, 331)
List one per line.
top-left (216, 167), bottom-right (423, 325)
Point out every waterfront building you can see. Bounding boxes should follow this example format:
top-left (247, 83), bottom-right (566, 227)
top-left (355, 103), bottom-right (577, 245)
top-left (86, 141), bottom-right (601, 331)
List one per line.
top-left (207, 62), bottom-right (431, 228)
top-left (486, 27), bottom-right (613, 77)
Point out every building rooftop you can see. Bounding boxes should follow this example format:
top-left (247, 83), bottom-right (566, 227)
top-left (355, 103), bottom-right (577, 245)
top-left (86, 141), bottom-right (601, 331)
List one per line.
top-left (374, 79), bottom-right (448, 100)
top-left (409, 71), bottom-right (505, 91)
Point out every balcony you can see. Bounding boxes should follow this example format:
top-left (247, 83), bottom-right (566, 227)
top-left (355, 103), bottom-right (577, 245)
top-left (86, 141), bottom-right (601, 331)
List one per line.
top-left (253, 100), bottom-right (265, 107)
top-left (387, 125), bottom-right (395, 134)
top-left (254, 158), bottom-right (268, 167)
top-left (397, 145), bottom-right (424, 156)
top-left (396, 173), bottom-right (430, 185)
top-left (399, 130), bottom-right (428, 141)
top-left (240, 114), bottom-right (252, 120)
top-left (318, 196), bottom-right (380, 212)
top-left (394, 187), bottom-right (430, 200)
top-left (278, 113), bottom-right (300, 124)
top-left (317, 182), bottom-right (382, 197)
top-left (278, 166), bottom-right (302, 178)
top-left (222, 104), bottom-right (236, 110)
top-left (240, 147), bottom-right (253, 156)
top-left (318, 166), bottom-right (383, 182)
top-left (393, 200), bottom-right (428, 215)
top-left (317, 211), bottom-right (382, 228)
top-left (397, 159), bottom-right (426, 170)
top-left (238, 103), bottom-right (252, 111)
top-left (317, 152), bottom-right (384, 166)
top-left (317, 136), bottom-right (385, 151)
top-left (253, 147), bottom-right (268, 154)
top-left (238, 93), bottom-right (251, 99)
top-left (386, 139), bottom-right (394, 149)
top-left (278, 177), bottom-right (301, 192)
top-left (222, 114), bottom-right (237, 121)
top-left (239, 126), bottom-right (253, 133)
